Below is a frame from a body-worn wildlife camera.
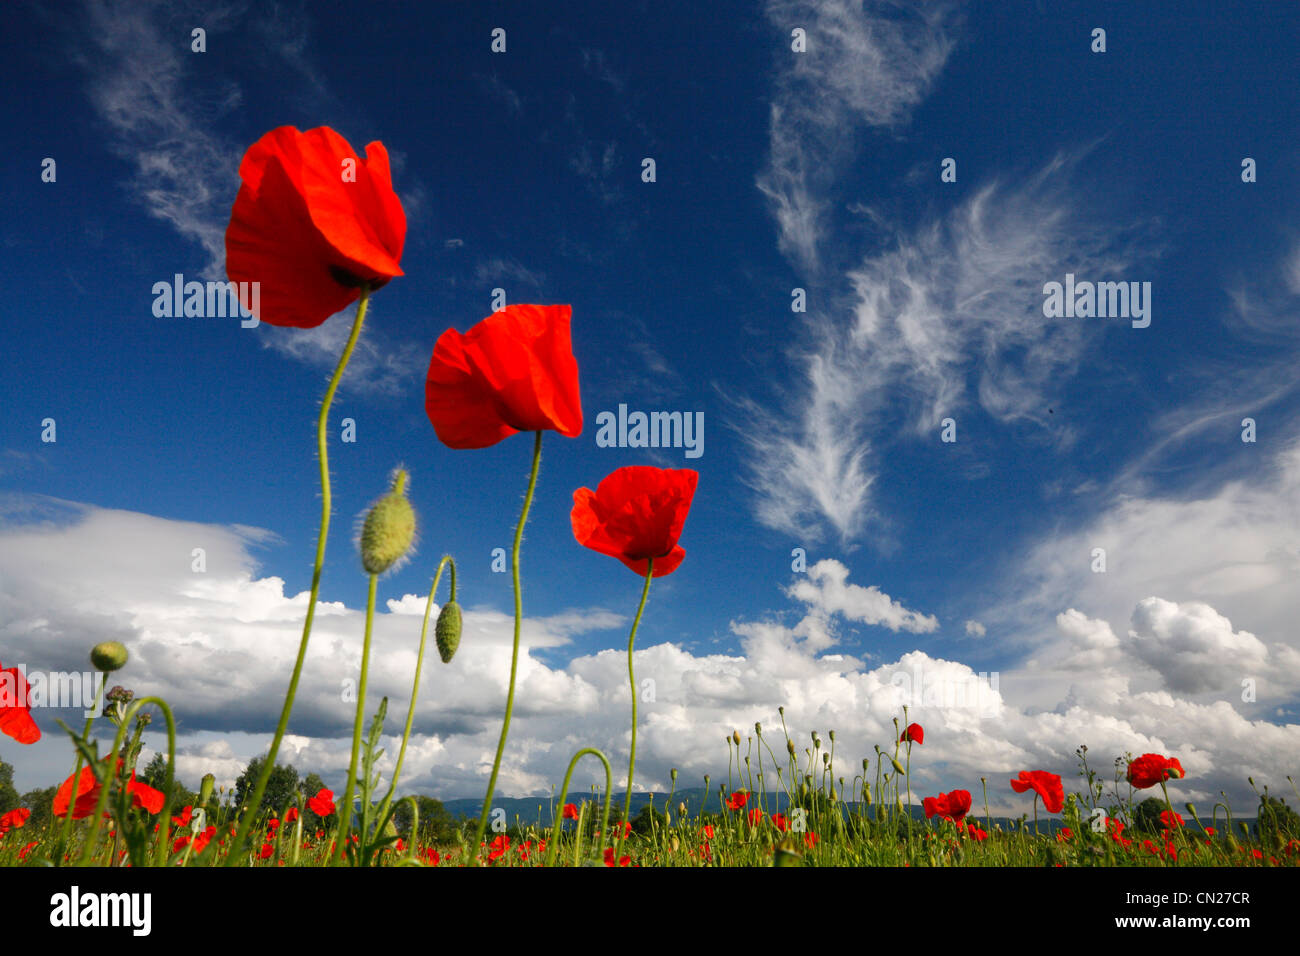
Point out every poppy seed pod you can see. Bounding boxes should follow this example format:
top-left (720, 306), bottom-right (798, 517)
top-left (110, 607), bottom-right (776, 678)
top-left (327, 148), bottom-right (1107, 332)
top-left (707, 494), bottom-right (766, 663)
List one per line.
top-left (90, 641), bottom-right (128, 672)
top-left (359, 469), bottom-right (416, 575)
top-left (435, 601), bottom-right (463, 663)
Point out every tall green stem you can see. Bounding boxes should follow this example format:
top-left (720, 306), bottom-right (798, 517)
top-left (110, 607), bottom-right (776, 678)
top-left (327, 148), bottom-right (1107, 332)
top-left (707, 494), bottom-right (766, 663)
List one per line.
top-left (473, 430), bottom-right (543, 856)
top-left (617, 560), bottom-right (653, 859)
top-left (332, 572), bottom-right (378, 866)
top-left (53, 672), bottom-right (106, 866)
top-left (226, 288), bottom-right (369, 864)
top-left (544, 748), bottom-right (613, 867)
top-left (374, 556), bottom-right (455, 834)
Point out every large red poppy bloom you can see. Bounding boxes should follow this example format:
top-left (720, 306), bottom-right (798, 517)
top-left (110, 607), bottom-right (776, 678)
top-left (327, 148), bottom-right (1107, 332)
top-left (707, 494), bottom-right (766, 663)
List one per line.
top-left (0, 661), bottom-right (39, 744)
top-left (922, 789), bottom-right (972, 822)
top-left (425, 304), bottom-right (583, 449)
top-left (225, 126), bottom-right (406, 328)
top-left (571, 466), bottom-right (699, 577)
top-left (308, 788), bottom-right (336, 818)
top-left (53, 762), bottom-right (165, 819)
top-left (1010, 770), bottom-right (1064, 814)
top-left (1126, 753), bottom-right (1185, 789)
top-left (899, 723), bottom-right (924, 745)
top-left (0, 807), bottom-right (30, 836)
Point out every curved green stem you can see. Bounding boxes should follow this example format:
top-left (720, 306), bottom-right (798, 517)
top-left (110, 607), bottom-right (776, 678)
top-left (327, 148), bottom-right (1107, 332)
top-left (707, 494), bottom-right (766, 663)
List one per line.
top-left (331, 571), bottom-right (378, 866)
top-left (545, 748), bottom-right (613, 867)
top-left (227, 287), bottom-right (369, 864)
top-left (53, 672), bottom-right (106, 866)
top-left (374, 556), bottom-right (456, 834)
top-left (473, 430), bottom-right (543, 857)
top-left (616, 560), bottom-right (653, 860)
top-left (74, 696), bottom-right (173, 866)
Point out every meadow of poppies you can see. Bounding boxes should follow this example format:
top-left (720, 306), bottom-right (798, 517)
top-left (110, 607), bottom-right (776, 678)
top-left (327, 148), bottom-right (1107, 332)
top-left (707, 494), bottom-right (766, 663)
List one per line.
top-left (0, 125), bottom-right (1294, 872)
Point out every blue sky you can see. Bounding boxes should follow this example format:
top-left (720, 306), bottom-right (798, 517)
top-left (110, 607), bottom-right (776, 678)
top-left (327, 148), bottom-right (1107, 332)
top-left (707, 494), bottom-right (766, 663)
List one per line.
top-left (2, 0), bottom-right (1299, 813)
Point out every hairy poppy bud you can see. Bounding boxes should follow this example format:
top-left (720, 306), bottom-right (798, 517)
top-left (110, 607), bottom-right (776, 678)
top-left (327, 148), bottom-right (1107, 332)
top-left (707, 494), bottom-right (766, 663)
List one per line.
top-left (435, 600), bottom-right (462, 663)
top-left (732, 730), bottom-right (741, 746)
top-left (786, 739), bottom-right (796, 757)
top-left (755, 722), bottom-right (762, 735)
top-left (90, 641), bottom-right (128, 672)
top-left (670, 768), bottom-right (678, 781)
top-left (773, 837), bottom-right (803, 867)
top-left (359, 468), bottom-right (416, 575)
top-left (198, 774), bottom-right (215, 807)
top-left (864, 784), bottom-right (873, 807)
top-left (891, 757), bottom-right (906, 775)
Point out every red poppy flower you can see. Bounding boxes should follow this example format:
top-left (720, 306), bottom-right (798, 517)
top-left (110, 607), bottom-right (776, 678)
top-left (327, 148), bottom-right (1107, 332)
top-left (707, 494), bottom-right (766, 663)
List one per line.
top-left (922, 789), bottom-right (972, 823)
top-left (562, 803), bottom-right (579, 821)
top-left (725, 790), bottom-right (749, 812)
top-left (308, 788), bottom-right (336, 817)
top-left (804, 832), bottom-right (819, 849)
top-left (0, 662), bottom-right (40, 745)
top-left (571, 467), bottom-right (699, 577)
top-left (966, 825), bottom-right (988, 842)
top-left (285, 807), bottom-right (299, 824)
top-left (258, 842), bottom-right (274, 860)
top-left (225, 126), bottom-right (406, 329)
top-left (1057, 827), bottom-right (1073, 843)
top-left (172, 805), bottom-right (193, 829)
top-left (899, 723), bottom-right (924, 745)
top-left (487, 834), bottom-right (511, 861)
top-left (1160, 810), bottom-right (1184, 830)
top-left (425, 304), bottom-right (583, 449)
top-left (1126, 753), bottom-right (1185, 789)
top-left (747, 808), bottom-right (765, 826)
top-left (53, 762), bottom-right (164, 819)
top-left (1009, 771), bottom-right (1064, 814)
top-left (423, 848), bottom-right (441, 866)
top-left (701, 824), bottom-right (715, 840)
top-left (771, 813), bottom-right (789, 833)
top-left (0, 807), bottom-right (30, 836)
top-left (18, 842), bottom-right (37, 861)
top-left (603, 846), bottom-right (631, 867)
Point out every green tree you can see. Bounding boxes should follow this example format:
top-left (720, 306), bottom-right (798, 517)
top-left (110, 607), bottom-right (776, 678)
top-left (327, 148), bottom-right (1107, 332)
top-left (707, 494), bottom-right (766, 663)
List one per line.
top-left (0, 760), bottom-right (18, 815)
top-left (1132, 796), bottom-right (1168, 834)
top-left (140, 752), bottom-right (168, 791)
top-left (233, 756), bottom-right (299, 817)
top-left (392, 795), bottom-right (455, 843)
top-left (20, 787), bottom-right (56, 833)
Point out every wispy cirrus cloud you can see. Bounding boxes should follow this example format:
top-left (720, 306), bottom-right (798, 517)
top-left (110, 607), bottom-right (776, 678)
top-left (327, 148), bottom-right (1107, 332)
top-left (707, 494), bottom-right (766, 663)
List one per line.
top-left (75, 0), bottom-right (247, 277)
top-left (744, 153), bottom-right (1152, 544)
top-left (758, 0), bottom-right (960, 276)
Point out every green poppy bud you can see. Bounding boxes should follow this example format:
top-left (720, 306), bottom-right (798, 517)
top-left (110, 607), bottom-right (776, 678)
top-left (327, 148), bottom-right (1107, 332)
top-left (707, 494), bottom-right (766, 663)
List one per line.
top-left (732, 730), bottom-right (741, 746)
top-left (891, 757), bottom-right (907, 775)
top-left (435, 601), bottom-right (463, 663)
top-left (359, 469), bottom-right (416, 575)
top-left (198, 773), bottom-right (215, 807)
top-left (90, 641), bottom-right (128, 672)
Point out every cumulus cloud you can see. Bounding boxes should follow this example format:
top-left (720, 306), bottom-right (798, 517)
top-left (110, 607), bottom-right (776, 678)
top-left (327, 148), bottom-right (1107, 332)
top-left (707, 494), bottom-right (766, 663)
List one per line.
top-left (2, 494), bottom-right (1295, 814)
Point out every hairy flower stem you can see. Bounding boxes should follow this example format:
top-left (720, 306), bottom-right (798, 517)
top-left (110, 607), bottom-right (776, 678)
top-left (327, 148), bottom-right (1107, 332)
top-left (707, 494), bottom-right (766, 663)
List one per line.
top-left (473, 430), bottom-right (543, 856)
top-left (331, 572), bottom-right (378, 865)
top-left (616, 560), bottom-right (654, 860)
top-left (228, 287), bottom-right (369, 864)
top-left (545, 748), bottom-right (613, 867)
top-left (374, 556), bottom-right (456, 834)
top-left (53, 672), bottom-right (106, 866)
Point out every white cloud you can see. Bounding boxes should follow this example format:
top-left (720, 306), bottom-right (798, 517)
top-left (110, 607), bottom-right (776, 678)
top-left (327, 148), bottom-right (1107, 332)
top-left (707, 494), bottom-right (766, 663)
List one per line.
top-left (743, 154), bottom-right (1152, 544)
top-left (3, 495), bottom-right (1295, 814)
top-left (1129, 597), bottom-right (1273, 695)
top-left (964, 620), bottom-right (986, 638)
top-left (758, 0), bottom-right (959, 274)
